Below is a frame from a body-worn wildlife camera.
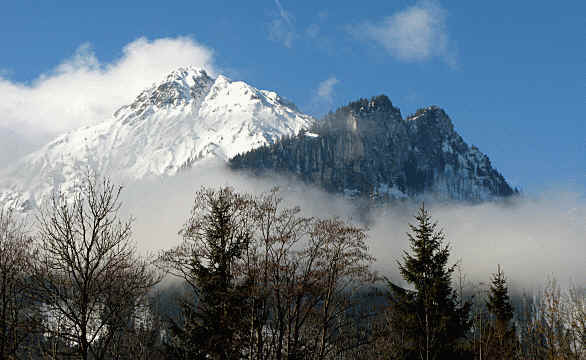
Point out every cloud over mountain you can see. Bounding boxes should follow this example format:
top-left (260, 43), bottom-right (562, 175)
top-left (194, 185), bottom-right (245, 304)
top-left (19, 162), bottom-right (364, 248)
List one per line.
top-left (0, 37), bottom-right (215, 143)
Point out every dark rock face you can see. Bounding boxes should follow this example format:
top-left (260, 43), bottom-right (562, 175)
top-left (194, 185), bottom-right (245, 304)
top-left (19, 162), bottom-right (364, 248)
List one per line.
top-left (230, 95), bottom-right (516, 202)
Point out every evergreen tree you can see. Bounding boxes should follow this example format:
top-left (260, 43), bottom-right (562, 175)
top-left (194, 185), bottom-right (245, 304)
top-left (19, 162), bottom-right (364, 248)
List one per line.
top-left (164, 188), bottom-right (252, 360)
top-left (484, 265), bottom-right (518, 359)
top-left (386, 204), bottom-right (471, 360)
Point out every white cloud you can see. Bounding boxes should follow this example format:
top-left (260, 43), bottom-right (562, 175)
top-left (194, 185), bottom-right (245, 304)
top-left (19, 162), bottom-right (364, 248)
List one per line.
top-left (350, 1), bottom-right (455, 65)
top-left (305, 76), bottom-right (339, 117)
top-left (0, 37), bottom-right (215, 143)
top-left (121, 162), bottom-right (585, 290)
top-left (369, 191), bottom-right (586, 289)
top-left (268, 0), bottom-right (296, 48)
top-left (0, 127), bottom-right (36, 168)
top-left (317, 77), bottom-right (339, 100)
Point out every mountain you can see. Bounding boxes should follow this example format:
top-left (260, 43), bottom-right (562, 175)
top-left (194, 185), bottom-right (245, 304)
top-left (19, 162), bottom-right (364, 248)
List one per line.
top-left (230, 95), bottom-right (516, 202)
top-left (0, 71), bottom-right (516, 211)
top-left (0, 67), bottom-right (313, 210)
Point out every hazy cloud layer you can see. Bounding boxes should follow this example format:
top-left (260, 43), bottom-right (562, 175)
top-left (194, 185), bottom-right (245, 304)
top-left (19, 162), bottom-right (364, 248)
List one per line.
top-left (369, 192), bottom-right (586, 290)
top-left (350, 1), bottom-right (456, 65)
top-left (268, 0), bottom-right (296, 48)
top-left (121, 162), bottom-right (362, 254)
top-left (0, 37), bottom-right (215, 145)
top-left (121, 163), bottom-right (585, 290)
top-left (0, 127), bottom-right (37, 168)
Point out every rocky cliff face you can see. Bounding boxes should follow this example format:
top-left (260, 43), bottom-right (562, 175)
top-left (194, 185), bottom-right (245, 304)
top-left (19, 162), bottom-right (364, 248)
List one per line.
top-left (230, 95), bottom-right (516, 202)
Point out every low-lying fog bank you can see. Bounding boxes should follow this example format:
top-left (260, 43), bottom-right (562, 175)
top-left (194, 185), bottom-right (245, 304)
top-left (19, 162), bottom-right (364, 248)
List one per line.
top-left (120, 163), bottom-right (585, 291)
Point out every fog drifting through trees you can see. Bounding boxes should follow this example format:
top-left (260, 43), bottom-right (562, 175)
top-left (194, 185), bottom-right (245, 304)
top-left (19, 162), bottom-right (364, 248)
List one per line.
top-left (120, 162), bottom-right (585, 289)
top-left (0, 169), bottom-right (583, 359)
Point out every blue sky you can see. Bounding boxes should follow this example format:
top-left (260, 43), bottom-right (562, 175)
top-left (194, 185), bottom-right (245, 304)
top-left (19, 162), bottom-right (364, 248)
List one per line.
top-left (0, 0), bottom-right (584, 194)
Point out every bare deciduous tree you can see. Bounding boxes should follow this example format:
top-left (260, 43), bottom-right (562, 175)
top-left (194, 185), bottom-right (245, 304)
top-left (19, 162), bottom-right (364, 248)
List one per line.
top-left (160, 187), bottom-right (375, 360)
top-left (31, 175), bottom-right (160, 360)
top-left (0, 208), bottom-right (38, 360)
top-left (231, 188), bottom-right (375, 360)
top-left (519, 278), bottom-right (585, 360)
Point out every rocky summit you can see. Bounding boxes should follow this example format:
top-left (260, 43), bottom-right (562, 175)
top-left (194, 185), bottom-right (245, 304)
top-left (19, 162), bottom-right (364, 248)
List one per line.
top-left (230, 95), bottom-right (516, 202)
top-left (0, 67), bottom-right (313, 211)
top-left (0, 69), bottom-right (516, 211)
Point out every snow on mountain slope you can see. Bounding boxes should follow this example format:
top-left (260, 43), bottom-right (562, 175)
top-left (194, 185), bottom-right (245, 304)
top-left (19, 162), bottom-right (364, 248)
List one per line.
top-left (0, 67), bottom-right (314, 210)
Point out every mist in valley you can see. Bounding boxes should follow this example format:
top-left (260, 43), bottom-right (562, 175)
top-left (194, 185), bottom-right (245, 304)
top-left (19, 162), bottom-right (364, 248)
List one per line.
top-left (120, 161), bottom-right (585, 292)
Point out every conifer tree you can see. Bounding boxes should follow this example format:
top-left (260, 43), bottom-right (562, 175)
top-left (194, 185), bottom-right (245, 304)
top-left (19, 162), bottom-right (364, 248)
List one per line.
top-left (386, 204), bottom-right (471, 360)
top-left (485, 265), bottom-right (517, 359)
top-left (162, 187), bottom-right (252, 360)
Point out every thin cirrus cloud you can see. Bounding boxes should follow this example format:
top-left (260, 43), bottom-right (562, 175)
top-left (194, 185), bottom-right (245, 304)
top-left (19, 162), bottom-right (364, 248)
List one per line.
top-left (349, 1), bottom-right (456, 66)
top-left (0, 37), bottom-right (216, 143)
top-left (306, 23), bottom-right (320, 39)
top-left (267, 0), bottom-right (296, 48)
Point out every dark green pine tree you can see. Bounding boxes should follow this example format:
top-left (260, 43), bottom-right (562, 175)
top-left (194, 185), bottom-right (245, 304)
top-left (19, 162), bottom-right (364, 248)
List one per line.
top-left (166, 188), bottom-right (252, 360)
top-left (387, 204), bottom-right (472, 360)
top-left (485, 265), bottom-right (518, 359)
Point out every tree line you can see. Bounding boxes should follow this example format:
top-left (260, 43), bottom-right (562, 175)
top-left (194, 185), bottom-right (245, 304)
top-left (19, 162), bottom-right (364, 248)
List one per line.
top-left (0, 175), bottom-right (583, 359)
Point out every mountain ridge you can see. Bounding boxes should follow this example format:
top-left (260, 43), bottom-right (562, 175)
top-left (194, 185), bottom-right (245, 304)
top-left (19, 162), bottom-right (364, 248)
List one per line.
top-left (231, 95), bottom-right (516, 202)
top-left (0, 71), bottom-right (516, 211)
top-left (0, 67), bottom-right (314, 210)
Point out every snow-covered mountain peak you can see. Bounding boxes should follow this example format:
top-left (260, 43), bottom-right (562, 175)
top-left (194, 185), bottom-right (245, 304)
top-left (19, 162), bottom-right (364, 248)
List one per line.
top-left (0, 67), bottom-right (314, 211)
top-left (114, 67), bottom-right (215, 121)
top-left (166, 66), bottom-right (209, 82)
